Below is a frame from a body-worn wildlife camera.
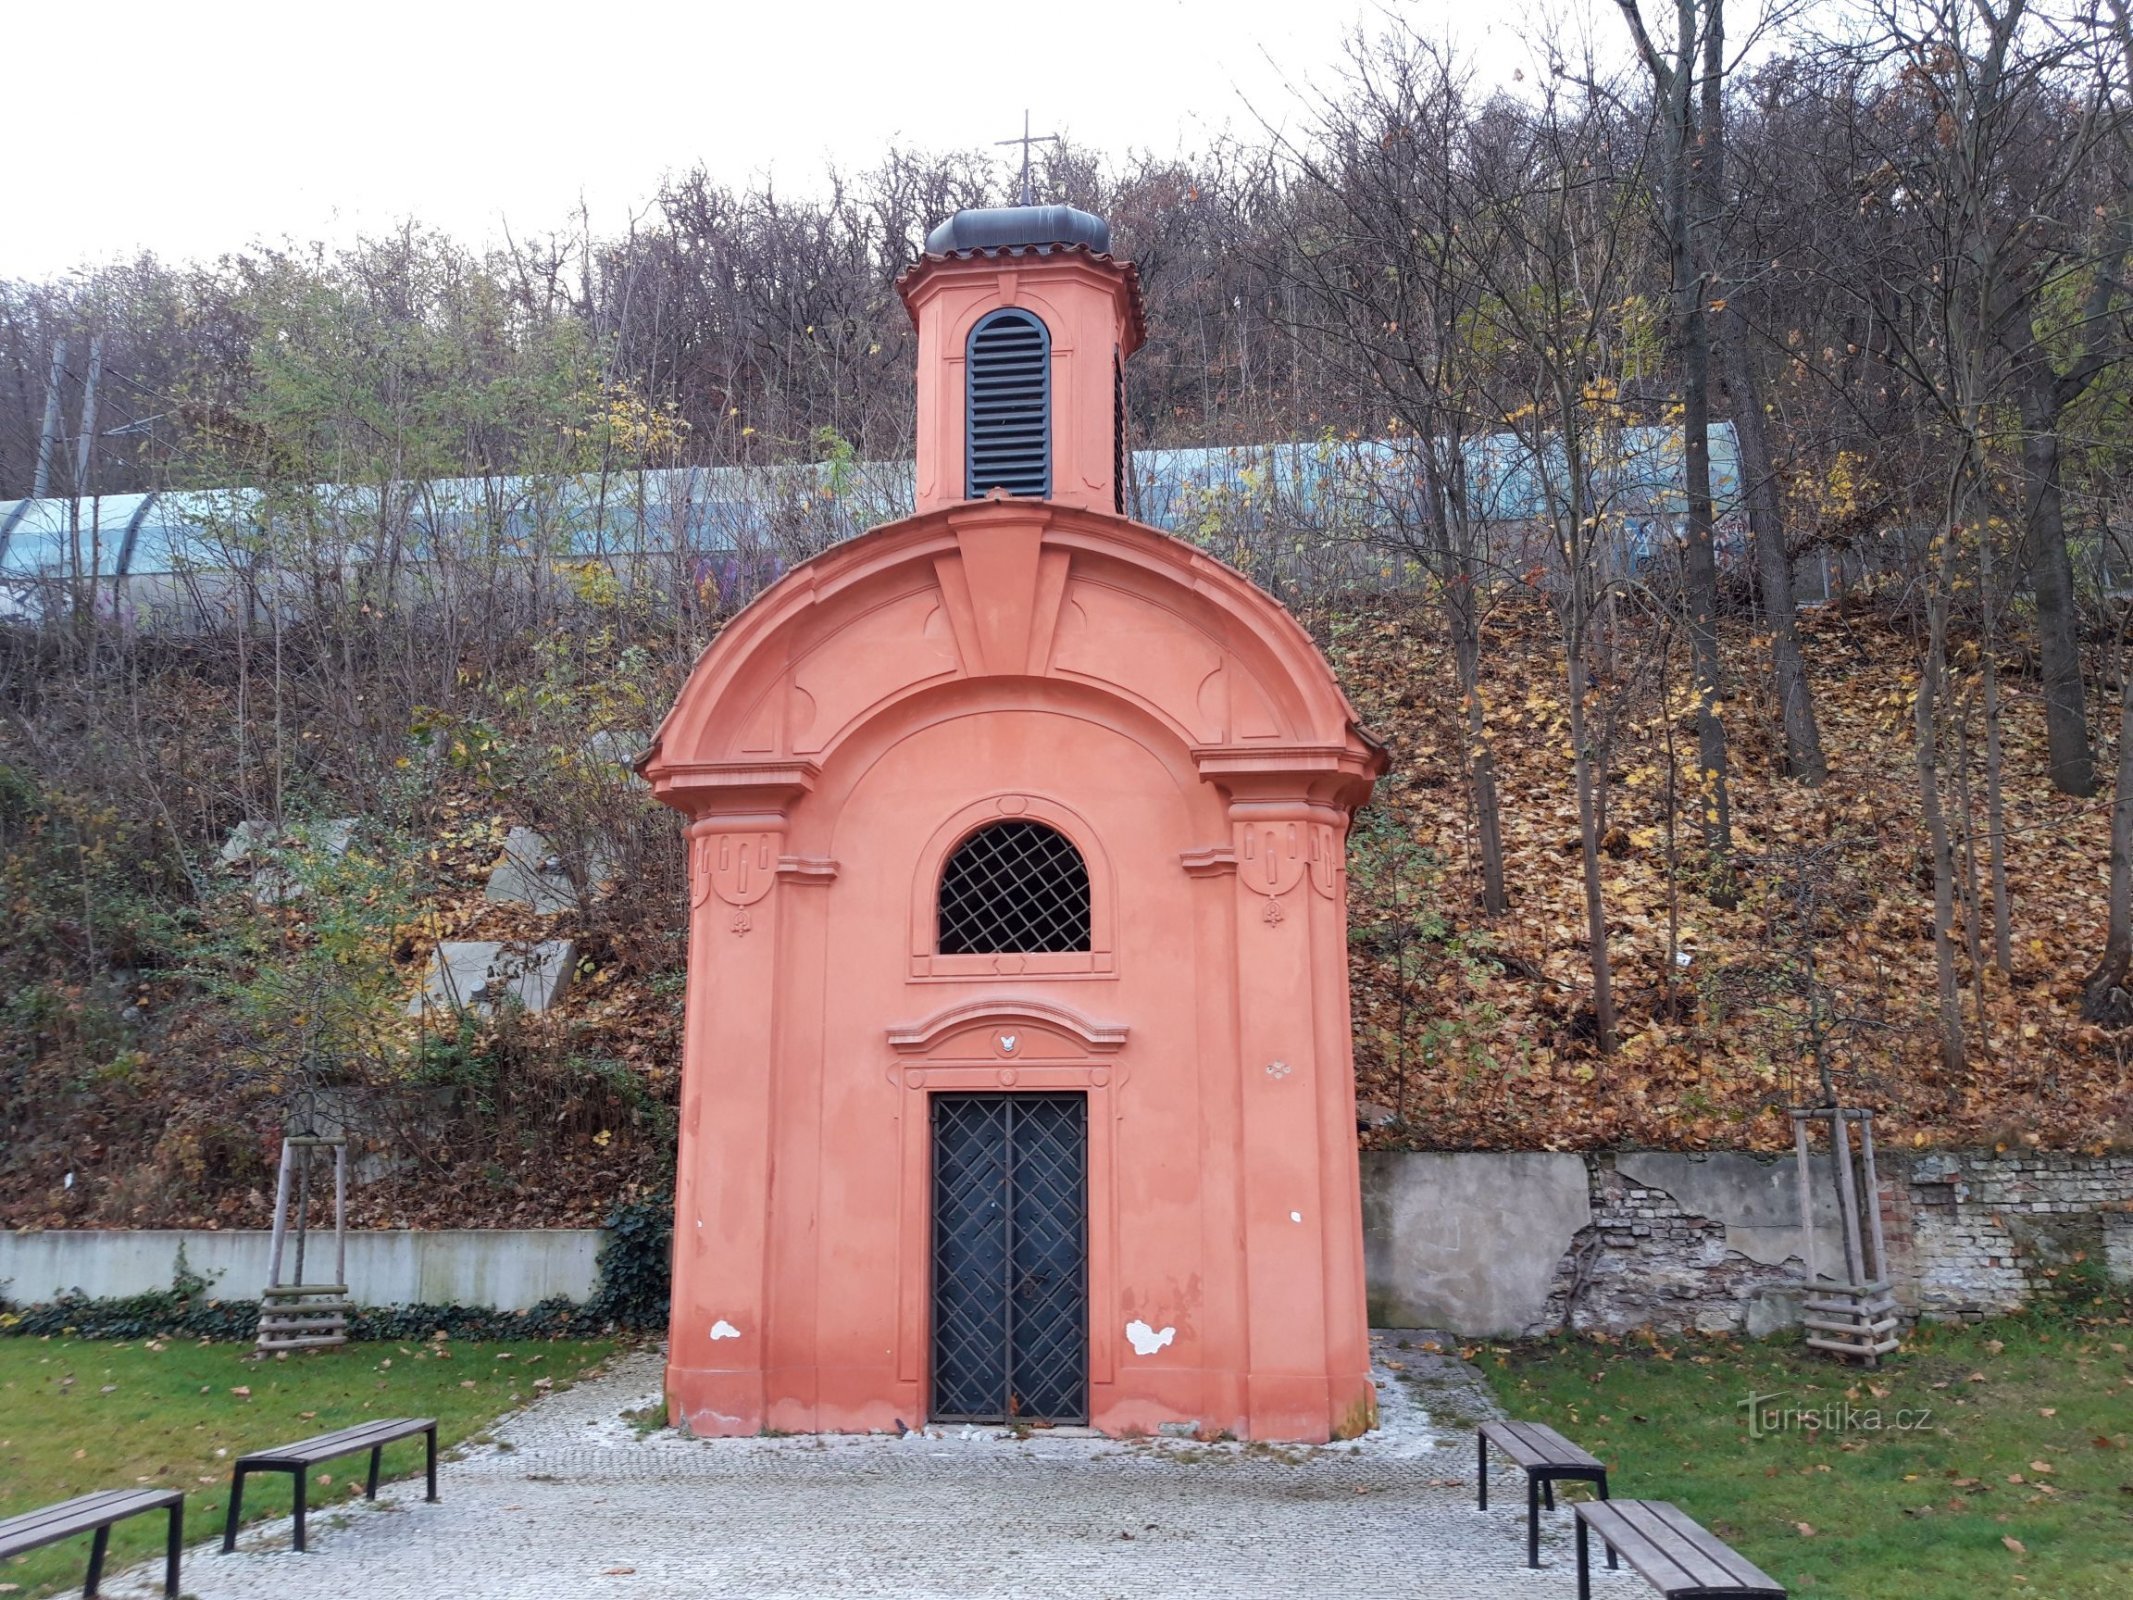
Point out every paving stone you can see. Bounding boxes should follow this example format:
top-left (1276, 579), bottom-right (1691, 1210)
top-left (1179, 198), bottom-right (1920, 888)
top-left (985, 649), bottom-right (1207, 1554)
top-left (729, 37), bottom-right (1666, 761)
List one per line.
top-left (102, 1334), bottom-right (1638, 1600)
top-left (407, 940), bottom-right (574, 1017)
top-left (583, 729), bottom-right (648, 786)
top-left (219, 818), bottom-right (358, 905)
top-left (482, 828), bottom-right (614, 914)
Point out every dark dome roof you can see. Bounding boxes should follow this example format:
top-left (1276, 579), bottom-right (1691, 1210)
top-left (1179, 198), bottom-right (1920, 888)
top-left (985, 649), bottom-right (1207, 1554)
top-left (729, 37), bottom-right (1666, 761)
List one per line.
top-left (923, 205), bottom-right (1111, 257)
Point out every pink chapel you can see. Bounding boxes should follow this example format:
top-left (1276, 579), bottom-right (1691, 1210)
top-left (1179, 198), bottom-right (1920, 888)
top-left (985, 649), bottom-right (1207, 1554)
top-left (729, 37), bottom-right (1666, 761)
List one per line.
top-left (641, 203), bottom-right (1388, 1442)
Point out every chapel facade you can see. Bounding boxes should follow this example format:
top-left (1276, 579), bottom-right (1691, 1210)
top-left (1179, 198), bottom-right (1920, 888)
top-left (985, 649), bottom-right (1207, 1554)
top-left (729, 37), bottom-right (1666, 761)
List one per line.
top-left (643, 203), bottom-right (1386, 1442)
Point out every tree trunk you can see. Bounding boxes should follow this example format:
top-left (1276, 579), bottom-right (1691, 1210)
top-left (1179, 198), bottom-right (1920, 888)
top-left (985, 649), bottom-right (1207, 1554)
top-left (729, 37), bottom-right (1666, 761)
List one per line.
top-left (1566, 622), bottom-right (1619, 1054)
top-left (2083, 631), bottom-right (2133, 1024)
top-left (1980, 547), bottom-right (2015, 976)
top-left (1952, 690), bottom-right (1991, 1045)
top-left (1446, 564), bottom-right (1510, 914)
top-left (1678, 241), bottom-right (1731, 854)
top-left (1917, 538), bottom-right (1967, 1075)
top-left (1719, 306), bottom-right (1827, 782)
top-left (2017, 372), bottom-right (2096, 795)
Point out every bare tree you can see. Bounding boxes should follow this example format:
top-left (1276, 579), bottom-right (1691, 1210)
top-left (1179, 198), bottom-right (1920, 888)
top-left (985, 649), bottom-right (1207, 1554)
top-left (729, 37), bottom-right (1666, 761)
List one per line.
top-left (1847, 0), bottom-right (2125, 796)
top-left (1695, 0), bottom-right (1830, 782)
top-left (1456, 62), bottom-right (1657, 1052)
top-left (1272, 33), bottom-right (1511, 912)
top-left (1614, 0), bottom-right (1736, 852)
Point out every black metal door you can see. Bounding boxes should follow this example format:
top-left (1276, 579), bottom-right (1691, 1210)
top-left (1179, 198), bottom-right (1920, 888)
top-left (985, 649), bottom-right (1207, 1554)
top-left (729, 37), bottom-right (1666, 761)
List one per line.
top-left (930, 1093), bottom-right (1088, 1423)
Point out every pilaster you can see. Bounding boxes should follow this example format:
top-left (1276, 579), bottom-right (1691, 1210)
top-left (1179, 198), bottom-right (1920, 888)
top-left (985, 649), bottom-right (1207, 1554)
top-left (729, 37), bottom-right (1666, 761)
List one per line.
top-left (665, 766), bottom-right (816, 1437)
top-left (1197, 746), bottom-right (1375, 1442)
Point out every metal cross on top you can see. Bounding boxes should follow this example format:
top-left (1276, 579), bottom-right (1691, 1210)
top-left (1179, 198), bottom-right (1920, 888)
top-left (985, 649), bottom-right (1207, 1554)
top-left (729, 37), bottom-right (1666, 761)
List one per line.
top-left (996, 110), bottom-right (1062, 207)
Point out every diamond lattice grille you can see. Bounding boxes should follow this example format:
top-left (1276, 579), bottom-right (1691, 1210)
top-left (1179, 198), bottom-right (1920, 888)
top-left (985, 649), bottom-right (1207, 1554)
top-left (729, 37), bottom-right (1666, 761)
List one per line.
top-left (931, 1094), bottom-right (1088, 1424)
top-left (936, 822), bottom-right (1091, 955)
top-left (931, 1097), bottom-right (1011, 1420)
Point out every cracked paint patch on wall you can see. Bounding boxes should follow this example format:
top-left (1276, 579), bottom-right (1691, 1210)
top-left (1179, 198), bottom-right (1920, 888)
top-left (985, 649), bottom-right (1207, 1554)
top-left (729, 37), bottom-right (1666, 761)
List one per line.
top-left (709, 1319), bottom-right (741, 1340)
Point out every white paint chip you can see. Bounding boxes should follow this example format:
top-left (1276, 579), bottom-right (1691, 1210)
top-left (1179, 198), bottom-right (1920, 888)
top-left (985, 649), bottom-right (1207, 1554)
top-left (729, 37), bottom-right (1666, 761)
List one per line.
top-left (709, 1319), bottom-right (741, 1341)
top-left (1124, 1319), bottom-right (1176, 1356)
top-left (1290, 1210), bottom-right (1303, 1223)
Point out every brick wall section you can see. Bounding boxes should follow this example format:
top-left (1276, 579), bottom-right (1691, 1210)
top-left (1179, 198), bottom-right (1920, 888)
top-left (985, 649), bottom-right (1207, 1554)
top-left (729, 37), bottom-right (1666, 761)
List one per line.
top-left (1901, 1151), bottom-right (2133, 1322)
top-left (1533, 1151), bottom-right (2133, 1338)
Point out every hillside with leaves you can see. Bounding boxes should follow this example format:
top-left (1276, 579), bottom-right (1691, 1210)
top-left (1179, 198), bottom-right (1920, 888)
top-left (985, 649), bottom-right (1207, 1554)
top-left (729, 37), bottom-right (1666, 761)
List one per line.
top-left (1329, 590), bottom-right (2128, 1158)
top-left (11, 4), bottom-right (2133, 1227)
top-left (3, 576), bottom-right (2125, 1233)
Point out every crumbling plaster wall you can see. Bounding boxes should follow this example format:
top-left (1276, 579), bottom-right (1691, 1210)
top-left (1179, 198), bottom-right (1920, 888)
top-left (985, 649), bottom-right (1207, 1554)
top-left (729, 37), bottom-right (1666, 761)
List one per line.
top-left (1363, 1148), bottom-right (2133, 1339)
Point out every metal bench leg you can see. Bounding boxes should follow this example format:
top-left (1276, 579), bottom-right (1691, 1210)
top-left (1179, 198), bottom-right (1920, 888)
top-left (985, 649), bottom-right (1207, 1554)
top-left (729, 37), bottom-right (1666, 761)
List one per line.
top-left (223, 1468), bottom-right (248, 1553)
top-left (1527, 1471), bottom-right (1540, 1568)
top-left (166, 1499), bottom-right (184, 1599)
top-left (1576, 1516), bottom-right (1591, 1600)
top-left (367, 1445), bottom-right (383, 1499)
top-left (1542, 1475), bottom-right (1556, 1512)
top-left (84, 1523), bottom-right (110, 1598)
top-left (1598, 1472), bottom-right (1616, 1569)
top-left (1476, 1431), bottom-right (1488, 1511)
top-left (425, 1424), bottom-right (439, 1502)
top-left (293, 1469), bottom-right (308, 1554)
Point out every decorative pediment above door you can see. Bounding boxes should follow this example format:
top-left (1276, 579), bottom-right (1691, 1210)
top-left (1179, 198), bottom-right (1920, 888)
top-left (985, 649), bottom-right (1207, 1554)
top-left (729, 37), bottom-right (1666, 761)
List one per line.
top-left (886, 997), bottom-right (1127, 1061)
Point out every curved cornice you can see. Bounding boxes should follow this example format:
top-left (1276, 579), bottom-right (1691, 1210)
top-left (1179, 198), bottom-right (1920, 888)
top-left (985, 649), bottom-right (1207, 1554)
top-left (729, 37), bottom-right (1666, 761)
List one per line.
top-left (886, 996), bottom-right (1128, 1056)
top-left (642, 499), bottom-right (1385, 811)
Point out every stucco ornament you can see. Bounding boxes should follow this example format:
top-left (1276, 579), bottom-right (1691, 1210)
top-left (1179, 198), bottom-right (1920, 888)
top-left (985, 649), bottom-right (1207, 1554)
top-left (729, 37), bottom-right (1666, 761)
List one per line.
top-left (695, 831), bottom-right (779, 909)
top-left (1241, 823), bottom-right (1311, 893)
top-left (691, 830), bottom-right (779, 935)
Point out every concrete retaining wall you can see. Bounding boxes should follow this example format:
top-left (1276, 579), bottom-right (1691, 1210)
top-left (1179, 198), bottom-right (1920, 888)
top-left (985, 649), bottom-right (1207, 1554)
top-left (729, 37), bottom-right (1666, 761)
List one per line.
top-left (1360, 1152), bottom-right (1590, 1335)
top-left (0, 1229), bottom-right (602, 1311)
top-left (11, 1148), bottom-right (2131, 1335)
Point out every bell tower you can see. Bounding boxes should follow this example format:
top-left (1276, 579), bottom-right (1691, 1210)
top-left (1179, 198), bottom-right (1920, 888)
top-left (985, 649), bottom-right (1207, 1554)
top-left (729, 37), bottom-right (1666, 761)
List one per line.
top-left (898, 205), bottom-right (1146, 517)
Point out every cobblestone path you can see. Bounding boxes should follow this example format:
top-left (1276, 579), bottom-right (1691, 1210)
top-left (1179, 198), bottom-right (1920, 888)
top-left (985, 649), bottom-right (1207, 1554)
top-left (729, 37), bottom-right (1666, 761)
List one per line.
top-left (104, 1333), bottom-right (1640, 1599)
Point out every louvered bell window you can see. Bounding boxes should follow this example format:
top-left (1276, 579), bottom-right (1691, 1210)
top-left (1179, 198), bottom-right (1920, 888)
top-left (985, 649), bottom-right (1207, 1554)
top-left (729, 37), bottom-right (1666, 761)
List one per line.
top-left (966, 309), bottom-right (1052, 499)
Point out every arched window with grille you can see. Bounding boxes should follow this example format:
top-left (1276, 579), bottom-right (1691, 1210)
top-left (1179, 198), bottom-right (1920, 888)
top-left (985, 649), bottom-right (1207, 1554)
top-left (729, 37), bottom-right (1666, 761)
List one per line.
top-left (965, 308), bottom-right (1052, 499)
top-left (937, 821), bottom-right (1090, 954)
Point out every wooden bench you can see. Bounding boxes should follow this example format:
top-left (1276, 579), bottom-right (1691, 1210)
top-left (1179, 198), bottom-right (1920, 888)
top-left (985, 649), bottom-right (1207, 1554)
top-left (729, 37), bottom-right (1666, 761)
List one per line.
top-left (222, 1416), bottom-right (437, 1554)
top-left (0, 1487), bottom-right (183, 1599)
top-left (1575, 1499), bottom-right (1786, 1599)
top-left (1477, 1419), bottom-right (1612, 1569)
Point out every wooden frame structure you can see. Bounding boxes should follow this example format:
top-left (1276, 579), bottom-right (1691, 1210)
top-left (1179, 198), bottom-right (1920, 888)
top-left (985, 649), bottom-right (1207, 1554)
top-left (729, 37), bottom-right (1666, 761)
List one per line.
top-left (257, 1134), bottom-right (354, 1351)
top-left (1788, 1106), bottom-right (1899, 1365)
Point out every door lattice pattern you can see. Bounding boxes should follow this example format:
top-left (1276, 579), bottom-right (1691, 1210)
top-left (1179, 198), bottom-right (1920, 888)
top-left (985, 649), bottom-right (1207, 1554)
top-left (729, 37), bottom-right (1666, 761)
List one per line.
top-left (936, 821), bottom-right (1091, 954)
top-left (931, 1094), bottom-right (1088, 1424)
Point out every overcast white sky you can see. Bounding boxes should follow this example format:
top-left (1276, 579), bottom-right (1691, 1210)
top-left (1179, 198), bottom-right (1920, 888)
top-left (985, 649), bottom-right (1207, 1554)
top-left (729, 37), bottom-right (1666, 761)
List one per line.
top-left (6, 0), bottom-right (1569, 280)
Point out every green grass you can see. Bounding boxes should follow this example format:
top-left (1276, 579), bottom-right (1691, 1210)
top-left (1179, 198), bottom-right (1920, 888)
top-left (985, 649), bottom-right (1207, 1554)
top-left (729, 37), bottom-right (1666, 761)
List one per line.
top-left (0, 1335), bottom-right (613, 1597)
top-left (1471, 1302), bottom-right (2133, 1599)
